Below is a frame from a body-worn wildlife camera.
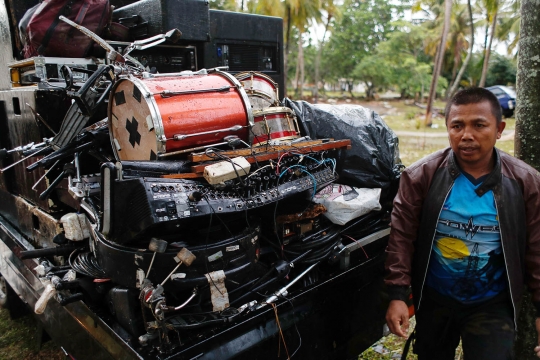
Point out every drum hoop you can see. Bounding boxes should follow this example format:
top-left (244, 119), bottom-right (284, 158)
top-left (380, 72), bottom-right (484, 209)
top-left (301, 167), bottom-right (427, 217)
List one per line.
top-left (108, 81), bottom-right (119, 161)
top-left (214, 70), bottom-right (254, 127)
top-left (244, 89), bottom-right (278, 103)
top-left (253, 107), bottom-right (295, 117)
top-left (253, 135), bottom-right (299, 146)
top-left (108, 76), bottom-right (166, 161)
top-left (235, 71), bottom-right (279, 107)
top-left (235, 71), bottom-right (278, 88)
top-left (129, 76), bottom-right (167, 155)
top-left (252, 107), bottom-right (300, 146)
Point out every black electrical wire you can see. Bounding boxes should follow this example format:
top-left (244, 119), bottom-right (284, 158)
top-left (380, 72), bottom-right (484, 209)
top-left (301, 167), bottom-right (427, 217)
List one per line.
top-left (229, 277), bottom-right (279, 306)
top-left (262, 222), bottom-right (341, 265)
top-left (167, 306), bottom-right (242, 330)
top-left (202, 195), bottom-right (235, 239)
top-left (204, 148), bottom-right (248, 186)
top-left (340, 210), bottom-right (387, 234)
top-left (201, 209), bottom-right (224, 297)
top-left (68, 249), bottom-right (106, 278)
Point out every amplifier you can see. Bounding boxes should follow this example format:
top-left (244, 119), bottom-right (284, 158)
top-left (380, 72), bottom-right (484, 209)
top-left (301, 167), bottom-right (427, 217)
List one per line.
top-left (112, 0), bottom-right (210, 41)
top-left (8, 57), bottom-right (99, 86)
top-left (107, 42), bottom-right (197, 73)
top-left (205, 10), bottom-right (284, 98)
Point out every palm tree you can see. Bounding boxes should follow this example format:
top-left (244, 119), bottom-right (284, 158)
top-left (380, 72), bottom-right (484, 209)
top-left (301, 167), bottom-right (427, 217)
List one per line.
top-left (313, 0), bottom-right (339, 103)
top-left (290, 0), bottom-right (322, 98)
top-left (514, 1), bottom-right (540, 356)
top-left (248, 0), bottom-right (322, 97)
top-left (478, 0), bottom-right (499, 87)
top-left (425, 0), bottom-right (452, 126)
top-left (447, 0), bottom-right (474, 97)
top-left (496, 0), bottom-right (520, 55)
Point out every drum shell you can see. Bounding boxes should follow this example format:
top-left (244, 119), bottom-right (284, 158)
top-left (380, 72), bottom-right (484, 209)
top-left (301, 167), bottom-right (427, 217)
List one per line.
top-left (108, 73), bottom-right (251, 161)
top-left (252, 107), bottom-right (300, 145)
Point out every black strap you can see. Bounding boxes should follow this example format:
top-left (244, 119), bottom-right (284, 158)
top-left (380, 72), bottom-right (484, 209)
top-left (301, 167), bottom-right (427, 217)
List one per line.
top-left (401, 329), bottom-right (416, 360)
top-left (37, 0), bottom-right (76, 55)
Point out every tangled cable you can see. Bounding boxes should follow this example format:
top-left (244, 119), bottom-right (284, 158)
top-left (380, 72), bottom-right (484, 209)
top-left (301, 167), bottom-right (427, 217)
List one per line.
top-left (68, 249), bottom-right (107, 278)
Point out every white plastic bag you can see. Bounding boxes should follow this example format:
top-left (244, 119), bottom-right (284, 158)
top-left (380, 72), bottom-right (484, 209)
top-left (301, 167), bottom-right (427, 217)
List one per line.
top-left (311, 184), bottom-right (382, 225)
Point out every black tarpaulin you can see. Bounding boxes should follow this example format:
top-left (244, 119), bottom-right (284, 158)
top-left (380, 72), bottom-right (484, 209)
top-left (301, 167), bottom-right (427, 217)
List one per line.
top-left (283, 99), bottom-right (403, 192)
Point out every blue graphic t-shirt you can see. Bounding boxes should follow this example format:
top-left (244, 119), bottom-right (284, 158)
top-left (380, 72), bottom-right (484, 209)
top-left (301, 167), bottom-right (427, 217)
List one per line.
top-left (425, 172), bottom-right (507, 303)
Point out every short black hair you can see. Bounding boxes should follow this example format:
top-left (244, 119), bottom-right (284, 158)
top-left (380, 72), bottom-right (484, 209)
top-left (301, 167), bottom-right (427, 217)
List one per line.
top-left (445, 87), bottom-right (503, 125)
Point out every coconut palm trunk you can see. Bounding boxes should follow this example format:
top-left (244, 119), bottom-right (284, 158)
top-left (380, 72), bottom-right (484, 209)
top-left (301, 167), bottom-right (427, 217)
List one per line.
top-left (294, 36), bottom-right (305, 98)
top-left (448, 0), bottom-right (474, 97)
top-left (514, 1), bottom-right (540, 356)
top-left (424, 0), bottom-right (452, 127)
top-left (314, 14), bottom-right (332, 103)
top-left (479, 10), bottom-right (498, 87)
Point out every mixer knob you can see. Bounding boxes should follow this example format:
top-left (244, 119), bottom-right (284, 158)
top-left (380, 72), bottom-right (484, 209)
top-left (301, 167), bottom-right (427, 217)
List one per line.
top-left (188, 191), bottom-right (202, 202)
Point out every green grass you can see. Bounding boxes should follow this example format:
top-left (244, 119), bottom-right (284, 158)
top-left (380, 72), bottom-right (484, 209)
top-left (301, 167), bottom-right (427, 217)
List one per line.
top-left (0, 307), bottom-right (64, 359)
top-left (378, 99), bottom-right (515, 166)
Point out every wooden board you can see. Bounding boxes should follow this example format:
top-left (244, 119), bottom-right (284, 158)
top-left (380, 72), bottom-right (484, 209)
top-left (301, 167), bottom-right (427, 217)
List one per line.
top-left (188, 139), bottom-right (325, 163)
top-left (161, 173), bottom-right (203, 179)
top-left (190, 139), bottom-right (351, 174)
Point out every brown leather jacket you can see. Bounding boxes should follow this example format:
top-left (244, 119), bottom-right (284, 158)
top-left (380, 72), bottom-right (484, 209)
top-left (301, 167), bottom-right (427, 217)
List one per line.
top-left (385, 147), bottom-right (540, 323)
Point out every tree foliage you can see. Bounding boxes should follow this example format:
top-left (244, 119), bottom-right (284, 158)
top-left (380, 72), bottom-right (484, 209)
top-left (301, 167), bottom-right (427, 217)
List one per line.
top-left (234, 0), bottom-right (517, 100)
top-left (353, 21), bottom-right (437, 99)
top-left (324, 0), bottom-right (405, 89)
top-left (485, 53), bottom-right (517, 86)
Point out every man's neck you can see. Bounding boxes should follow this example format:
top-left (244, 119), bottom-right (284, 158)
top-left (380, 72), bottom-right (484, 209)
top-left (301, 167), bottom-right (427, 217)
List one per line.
top-left (455, 150), bottom-right (497, 179)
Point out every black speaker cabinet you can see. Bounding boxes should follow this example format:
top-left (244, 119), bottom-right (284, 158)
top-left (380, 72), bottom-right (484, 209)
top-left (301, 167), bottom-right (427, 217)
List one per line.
top-left (204, 10), bottom-right (284, 99)
top-left (113, 0), bottom-right (210, 42)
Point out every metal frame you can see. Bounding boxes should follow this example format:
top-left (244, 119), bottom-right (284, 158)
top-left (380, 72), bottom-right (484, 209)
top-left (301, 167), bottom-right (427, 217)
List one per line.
top-left (0, 214), bottom-right (142, 360)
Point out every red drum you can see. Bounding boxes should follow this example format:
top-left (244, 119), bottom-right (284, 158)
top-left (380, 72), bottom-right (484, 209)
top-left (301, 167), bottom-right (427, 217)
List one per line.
top-left (251, 107), bottom-right (300, 146)
top-left (235, 71), bottom-right (279, 110)
top-left (108, 71), bottom-right (253, 161)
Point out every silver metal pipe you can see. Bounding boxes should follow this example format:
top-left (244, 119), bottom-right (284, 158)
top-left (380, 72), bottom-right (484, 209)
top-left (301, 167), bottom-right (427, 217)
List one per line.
top-left (157, 141), bottom-right (228, 158)
top-left (32, 160), bottom-right (60, 190)
top-left (257, 262), bottom-right (320, 309)
top-left (173, 289), bottom-right (198, 311)
top-left (171, 125), bottom-right (244, 141)
top-left (0, 145), bottom-right (51, 173)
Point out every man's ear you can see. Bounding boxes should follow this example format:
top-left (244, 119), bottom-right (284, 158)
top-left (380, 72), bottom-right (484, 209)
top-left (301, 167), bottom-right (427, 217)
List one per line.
top-left (497, 121), bottom-right (506, 139)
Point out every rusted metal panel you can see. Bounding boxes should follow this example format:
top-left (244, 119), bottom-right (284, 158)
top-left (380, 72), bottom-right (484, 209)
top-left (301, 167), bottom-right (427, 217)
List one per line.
top-left (0, 221), bottom-right (143, 360)
top-left (0, 88), bottom-right (53, 209)
top-left (14, 194), bottom-right (61, 247)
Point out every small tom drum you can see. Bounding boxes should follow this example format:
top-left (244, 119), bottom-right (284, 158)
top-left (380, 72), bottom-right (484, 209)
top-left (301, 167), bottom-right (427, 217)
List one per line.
top-left (108, 71), bottom-right (253, 161)
top-left (235, 71), bottom-right (279, 110)
top-left (251, 107), bottom-right (300, 146)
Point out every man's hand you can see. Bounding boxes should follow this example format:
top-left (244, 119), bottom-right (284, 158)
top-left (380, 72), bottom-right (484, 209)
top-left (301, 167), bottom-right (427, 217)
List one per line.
top-left (386, 300), bottom-right (410, 338)
top-left (534, 318), bottom-right (540, 357)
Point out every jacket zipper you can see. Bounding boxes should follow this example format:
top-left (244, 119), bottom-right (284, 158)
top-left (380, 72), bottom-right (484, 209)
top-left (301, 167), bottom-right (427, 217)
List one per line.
top-left (417, 183), bottom-right (454, 312)
top-left (494, 200), bottom-right (517, 330)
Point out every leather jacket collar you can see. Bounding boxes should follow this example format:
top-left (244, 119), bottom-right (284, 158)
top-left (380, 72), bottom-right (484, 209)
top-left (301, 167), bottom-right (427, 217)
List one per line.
top-left (447, 149), bottom-right (502, 197)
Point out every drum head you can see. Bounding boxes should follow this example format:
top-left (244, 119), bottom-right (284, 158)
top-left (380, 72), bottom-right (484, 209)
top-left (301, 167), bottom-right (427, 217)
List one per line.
top-left (109, 78), bottom-right (161, 161)
top-left (235, 71), bottom-right (279, 110)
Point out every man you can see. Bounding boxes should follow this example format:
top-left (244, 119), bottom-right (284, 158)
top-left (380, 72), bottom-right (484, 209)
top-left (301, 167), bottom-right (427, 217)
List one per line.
top-left (384, 87), bottom-right (540, 359)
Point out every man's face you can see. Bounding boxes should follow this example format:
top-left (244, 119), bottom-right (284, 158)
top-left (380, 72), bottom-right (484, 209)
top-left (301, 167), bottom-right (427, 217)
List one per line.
top-left (446, 101), bottom-right (506, 170)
